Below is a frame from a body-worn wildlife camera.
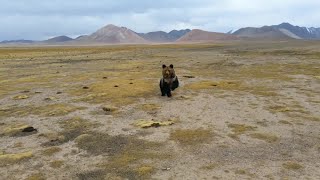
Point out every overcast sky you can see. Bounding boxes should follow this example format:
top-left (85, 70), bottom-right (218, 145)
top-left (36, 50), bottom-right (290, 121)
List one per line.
top-left (1, 0), bottom-right (320, 41)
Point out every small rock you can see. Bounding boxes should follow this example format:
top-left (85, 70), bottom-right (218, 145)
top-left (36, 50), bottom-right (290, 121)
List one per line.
top-left (129, 82), bottom-right (133, 84)
top-left (114, 85), bottom-right (119, 87)
top-left (21, 90), bottom-right (30, 93)
top-left (13, 95), bottom-right (29, 100)
top-left (82, 86), bottom-right (89, 89)
top-left (183, 75), bottom-right (195, 78)
top-left (103, 77), bottom-right (108, 79)
top-left (4, 125), bottom-right (37, 137)
top-left (102, 106), bottom-right (118, 114)
top-left (44, 97), bottom-right (56, 101)
top-left (161, 167), bottom-right (171, 171)
top-left (56, 92), bottom-right (62, 94)
top-left (35, 91), bottom-right (42, 94)
top-left (22, 127), bottom-right (37, 133)
top-left (134, 119), bottom-right (175, 128)
top-left (48, 113), bottom-right (56, 116)
top-left (178, 95), bottom-right (191, 100)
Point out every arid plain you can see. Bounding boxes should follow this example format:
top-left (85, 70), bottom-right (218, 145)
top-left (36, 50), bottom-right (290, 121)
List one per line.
top-left (0, 41), bottom-right (319, 179)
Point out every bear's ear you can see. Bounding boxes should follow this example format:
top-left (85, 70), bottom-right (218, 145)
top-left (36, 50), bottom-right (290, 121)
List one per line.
top-left (162, 64), bottom-right (167, 68)
top-left (169, 64), bottom-right (174, 68)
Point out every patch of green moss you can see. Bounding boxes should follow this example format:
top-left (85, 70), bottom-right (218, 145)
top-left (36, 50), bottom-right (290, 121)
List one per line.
top-left (13, 95), bottom-right (29, 100)
top-left (269, 106), bottom-right (291, 113)
top-left (278, 120), bottom-right (293, 125)
top-left (77, 170), bottom-right (106, 180)
top-left (76, 132), bottom-right (169, 179)
top-left (41, 117), bottom-right (97, 146)
top-left (14, 142), bottom-right (23, 148)
top-left (185, 81), bottom-right (240, 91)
top-left (237, 64), bottom-right (293, 81)
top-left (25, 173), bottom-right (46, 180)
top-left (1, 123), bottom-right (31, 137)
top-left (0, 104), bottom-right (86, 117)
top-left (137, 103), bottom-right (160, 112)
top-left (101, 105), bottom-right (119, 115)
top-left (133, 119), bottom-right (175, 128)
top-left (69, 78), bottom-right (157, 106)
top-left (228, 124), bottom-right (257, 138)
top-left (49, 160), bottom-right (64, 168)
top-left (200, 163), bottom-right (218, 170)
top-left (39, 132), bottom-right (65, 146)
top-left (249, 133), bottom-right (279, 143)
top-left (282, 162), bottom-right (303, 170)
top-left (58, 117), bottom-right (97, 144)
top-left (136, 165), bottom-right (154, 177)
top-left (0, 151), bottom-right (33, 167)
top-left (76, 132), bottom-right (160, 156)
top-left (296, 114), bottom-right (320, 122)
top-left (170, 128), bottom-right (214, 146)
top-left (42, 147), bottom-right (62, 156)
top-left (235, 169), bottom-right (246, 175)
top-left (246, 85), bottom-right (279, 97)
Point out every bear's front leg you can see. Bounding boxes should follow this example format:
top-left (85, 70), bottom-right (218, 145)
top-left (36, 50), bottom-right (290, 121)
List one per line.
top-left (166, 87), bottom-right (172, 97)
top-left (160, 79), bottom-right (166, 96)
top-left (163, 81), bottom-right (171, 97)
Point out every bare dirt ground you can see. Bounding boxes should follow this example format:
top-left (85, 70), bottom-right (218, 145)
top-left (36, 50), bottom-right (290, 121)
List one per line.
top-left (0, 41), bottom-right (319, 180)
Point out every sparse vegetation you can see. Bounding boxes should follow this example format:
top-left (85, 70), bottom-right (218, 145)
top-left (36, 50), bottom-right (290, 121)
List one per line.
top-left (57, 117), bottom-right (98, 144)
top-left (282, 162), bottom-right (303, 170)
top-left (249, 133), bottom-right (279, 143)
top-left (200, 163), bottom-right (218, 170)
top-left (42, 147), bottom-right (62, 156)
top-left (0, 151), bottom-right (33, 166)
top-left (0, 104), bottom-right (86, 117)
top-left (137, 103), bottom-right (160, 111)
top-left (25, 173), bottom-right (46, 180)
top-left (49, 160), bottom-right (64, 168)
top-left (75, 132), bottom-right (169, 179)
top-left (228, 123), bottom-right (257, 139)
top-left (0, 42), bottom-right (319, 179)
top-left (170, 128), bottom-right (214, 146)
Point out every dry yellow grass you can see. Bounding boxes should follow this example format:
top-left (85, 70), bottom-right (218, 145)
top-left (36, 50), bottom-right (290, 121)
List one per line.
top-left (249, 133), bottom-right (279, 143)
top-left (0, 151), bottom-right (33, 166)
top-left (0, 42), bottom-right (319, 179)
top-left (170, 128), bottom-right (214, 146)
top-left (282, 162), bottom-right (303, 170)
top-left (42, 147), bottom-right (62, 156)
top-left (0, 104), bottom-right (86, 118)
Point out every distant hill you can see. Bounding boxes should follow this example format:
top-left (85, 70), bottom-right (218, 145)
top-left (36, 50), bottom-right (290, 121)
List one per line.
top-left (177, 29), bottom-right (239, 42)
top-left (78, 24), bottom-right (147, 44)
top-left (0, 40), bottom-right (34, 44)
top-left (138, 29), bottom-right (191, 42)
top-left (233, 23), bottom-right (320, 40)
top-left (75, 35), bottom-right (89, 41)
top-left (272, 23), bottom-right (320, 39)
top-left (233, 26), bottom-right (292, 39)
top-left (43, 36), bottom-right (73, 43)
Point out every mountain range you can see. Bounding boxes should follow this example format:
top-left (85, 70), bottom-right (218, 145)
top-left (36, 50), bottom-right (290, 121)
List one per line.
top-left (177, 29), bottom-right (238, 42)
top-left (233, 23), bottom-right (320, 40)
top-left (1, 23), bottom-right (320, 44)
top-left (138, 29), bottom-right (191, 42)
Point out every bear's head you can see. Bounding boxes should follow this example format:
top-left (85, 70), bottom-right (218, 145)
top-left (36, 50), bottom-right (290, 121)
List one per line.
top-left (162, 64), bottom-right (176, 79)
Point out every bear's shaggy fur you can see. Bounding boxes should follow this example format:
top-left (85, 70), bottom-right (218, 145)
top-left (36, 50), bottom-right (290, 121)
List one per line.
top-left (159, 64), bottom-right (179, 97)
